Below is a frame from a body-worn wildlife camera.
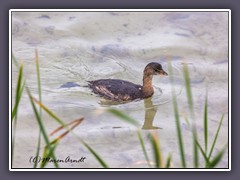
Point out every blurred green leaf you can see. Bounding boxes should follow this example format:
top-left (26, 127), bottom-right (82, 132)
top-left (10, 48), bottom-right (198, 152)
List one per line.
top-left (165, 153), bottom-right (172, 168)
top-left (107, 108), bottom-right (140, 126)
top-left (207, 146), bottom-right (227, 168)
top-left (208, 113), bottom-right (225, 159)
top-left (34, 49), bottom-right (42, 168)
top-left (81, 140), bottom-right (109, 168)
top-left (183, 64), bottom-right (198, 168)
top-left (196, 140), bottom-right (210, 165)
top-left (12, 64), bottom-right (25, 163)
top-left (167, 60), bottom-right (186, 168)
top-left (137, 130), bottom-right (151, 168)
top-left (150, 132), bottom-right (162, 168)
top-left (12, 64), bottom-right (24, 121)
top-left (204, 90), bottom-right (208, 154)
top-left (40, 143), bottom-right (58, 168)
top-left (12, 53), bottom-right (19, 67)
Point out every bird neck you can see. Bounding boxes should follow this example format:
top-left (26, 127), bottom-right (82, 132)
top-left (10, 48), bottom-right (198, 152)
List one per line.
top-left (142, 75), bottom-right (154, 98)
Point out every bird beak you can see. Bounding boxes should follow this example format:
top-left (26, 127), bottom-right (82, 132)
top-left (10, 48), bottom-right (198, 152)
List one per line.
top-left (159, 69), bottom-right (168, 76)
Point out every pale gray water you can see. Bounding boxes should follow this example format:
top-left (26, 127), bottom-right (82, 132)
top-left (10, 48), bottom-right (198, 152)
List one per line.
top-left (12, 11), bottom-right (229, 168)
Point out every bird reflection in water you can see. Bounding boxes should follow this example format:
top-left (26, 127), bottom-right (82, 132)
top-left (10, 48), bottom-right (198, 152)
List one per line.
top-left (142, 97), bottom-right (161, 130)
top-left (99, 96), bottom-right (161, 130)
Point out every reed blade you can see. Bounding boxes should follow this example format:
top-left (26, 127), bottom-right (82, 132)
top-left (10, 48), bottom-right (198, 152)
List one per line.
top-left (207, 145), bottom-right (227, 168)
top-left (183, 64), bottom-right (199, 168)
top-left (137, 130), bottom-right (152, 168)
top-left (34, 48), bottom-right (43, 168)
top-left (165, 153), bottom-right (172, 168)
top-left (196, 140), bottom-right (210, 165)
top-left (33, 98), bottom-right (66, 127)
top-left (167, 60), bottom-right (186, 168)
top-left (81, 140), bottom-right (109, 168)
top-left (183, 64), bottom-right (194, 112)
top-left (12, 64), bottom-right (25, 163)
top-left (204, 90), bottom-right (208, 154)
top-left (107, 108), bottom-right (140, 126)
top-left (40, 143), bottom-right (58, 168)
top-left (35, 49), bottom-right (42, 104)
top-left (34, 132), bottom-right (42, 168)
top-left (208, 113), bottom-right (225, 159)
top-left (12, 64), bottom-right (24, 121)
top-left (150, 132), bottom-right (163, 168)
top-left (12, 53), bottom-right (19, 67)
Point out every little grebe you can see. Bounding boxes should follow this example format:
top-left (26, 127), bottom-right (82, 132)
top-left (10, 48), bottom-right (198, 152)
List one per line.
top-left (88, 62), bottom-right (168, 102)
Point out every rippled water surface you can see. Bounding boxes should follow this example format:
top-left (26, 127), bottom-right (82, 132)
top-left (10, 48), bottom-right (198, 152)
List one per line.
top-left (12, 11), bottom-right (229, 168)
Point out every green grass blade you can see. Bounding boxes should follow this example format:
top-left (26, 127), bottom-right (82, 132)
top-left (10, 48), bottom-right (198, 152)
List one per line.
top-left (12, 64), bottom-right (25, 163)
top-left (207, 145), bottom-right (227, 168)
top-left (33, 49), bottom-right (42, 168)
top-left (204, 90), bottom-right (208, 154)
top-left (167, 60), bottom-right (186, 168)
top-left (196, 140), bottom-right (210, 165)
top-left (26, 88), bottom-right (59, 168)
top-left (35, 49), bottom-right (42, 117)
top-left (107, 108), bottom-right (140, 126)
top-left (165, 153), bottom-right (172, 168)
top-left (12, 53), bottom-right (19, 67)
top-left (12, 64), bottom-right (24, 121)
top-left (192, 116), bottom-right (198, 167)
top-left (183, 64), bottom-right (198, 168)
top-left (173, 95), bottom-right (187, 168)
top-left (150, 132), bottom-right (162, 168)
top-left (208, 113), bottom-right (225, 159)
top-left (183, 64), bottom-right (194, 112)
top-left (12, 80), bottom-right (24, 132)
top-left (40, 143), bottom-right (58, 168)
top-left (12, 80), bottom-right (26, 120)
top-left (183, 113), bottom-right (190, 127)
top-left (33, 98), bottom-right (66, 127)
top-left (81, 140), bottom-right (109, 168)
top-left (35, 49), bottom-right (42, 103)
top-left (14, 63), bottom-right (23, 104)
top-left (34, 132), bottom-right (42, 168)
top-left (137, 130), bottom-right (151, 168)
top-left (19, 80), bottom-right (26, 97)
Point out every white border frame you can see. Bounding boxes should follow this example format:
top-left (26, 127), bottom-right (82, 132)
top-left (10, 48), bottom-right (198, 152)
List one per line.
top-left (9, 9), bottom-right (231, 171)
